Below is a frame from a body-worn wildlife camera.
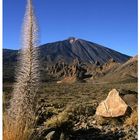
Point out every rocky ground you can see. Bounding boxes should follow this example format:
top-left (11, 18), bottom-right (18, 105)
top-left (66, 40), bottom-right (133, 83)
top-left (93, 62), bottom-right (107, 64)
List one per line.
top-left (3, 81), bottom-right (137, 140)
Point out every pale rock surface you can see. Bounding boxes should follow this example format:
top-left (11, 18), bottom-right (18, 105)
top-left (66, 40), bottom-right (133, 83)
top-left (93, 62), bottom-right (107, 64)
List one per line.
top-left (96, 89), bottom-right (128, 117)
top-left (45, 131), bottom-right (55, 140)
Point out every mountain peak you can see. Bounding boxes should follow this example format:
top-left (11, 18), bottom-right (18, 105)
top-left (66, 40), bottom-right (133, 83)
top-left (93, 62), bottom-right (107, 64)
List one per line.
top-left (4, 38), bottom-right (131, 65)
top-left (67, 37), bottom-right (78, 44)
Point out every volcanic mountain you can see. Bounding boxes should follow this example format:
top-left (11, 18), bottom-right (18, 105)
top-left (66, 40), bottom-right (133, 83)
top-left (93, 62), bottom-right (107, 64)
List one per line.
top-left (39, 37), bottom-right (130, 64)
top-left (3, 37), bottom-right (130, 65)
top-left (3, 37), bottom-right (132, 82)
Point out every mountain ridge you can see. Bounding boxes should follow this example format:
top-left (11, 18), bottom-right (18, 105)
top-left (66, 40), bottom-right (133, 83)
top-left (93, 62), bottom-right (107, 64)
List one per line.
top-left (3, 37), bottom-right (130, 64)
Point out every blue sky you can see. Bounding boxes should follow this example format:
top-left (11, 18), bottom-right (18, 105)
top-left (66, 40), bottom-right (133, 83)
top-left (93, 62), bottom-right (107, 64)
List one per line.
top-left (3, 0), bottom-right (137, 56)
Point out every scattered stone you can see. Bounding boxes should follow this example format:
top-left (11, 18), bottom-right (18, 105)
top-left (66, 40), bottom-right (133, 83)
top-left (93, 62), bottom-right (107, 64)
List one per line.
top-left (122, 94), bottom-right (137, 108)
top-left (92, 120), bottom-right (96, 124)
top-left (111, 127), bottom-right (117, 132)
top-left (57, 81), bottom-right (62, 84)
top-left (60, 132), bottom-right (65, 140)
top-left (45, 131), bottom-right (55, 140)
top-left (97, 125), bottom-right (103, 130)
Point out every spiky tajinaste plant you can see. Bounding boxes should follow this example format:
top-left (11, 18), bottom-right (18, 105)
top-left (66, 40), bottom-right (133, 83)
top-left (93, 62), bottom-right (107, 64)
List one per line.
top-left (3, 0), bottom-right (40, 139)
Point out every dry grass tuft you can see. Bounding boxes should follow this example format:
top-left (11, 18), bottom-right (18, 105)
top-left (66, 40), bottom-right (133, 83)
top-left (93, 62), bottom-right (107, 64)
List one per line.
top-left (124, 110), bottom-right (138, 127)
top-left (3, 114), bottom-right (34, 140)
top-left (44, 106), bottom-right (73, 128)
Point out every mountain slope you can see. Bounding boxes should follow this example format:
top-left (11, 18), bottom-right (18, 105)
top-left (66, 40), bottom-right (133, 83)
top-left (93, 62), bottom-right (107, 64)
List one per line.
top-left (3, 37), bottom-right (132, 82)
top-left (3, 37), bottom-right (131, 65)
top-left (40, 37), bottom-right (130, 64)
top-left (94, 56), bottom-right (138, 82)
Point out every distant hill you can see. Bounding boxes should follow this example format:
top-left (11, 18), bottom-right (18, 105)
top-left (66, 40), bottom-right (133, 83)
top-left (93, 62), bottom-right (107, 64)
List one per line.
top-left (91, 56), bottom-right (138, 83)
top-left (3, 37), bottom-right (131, 82)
